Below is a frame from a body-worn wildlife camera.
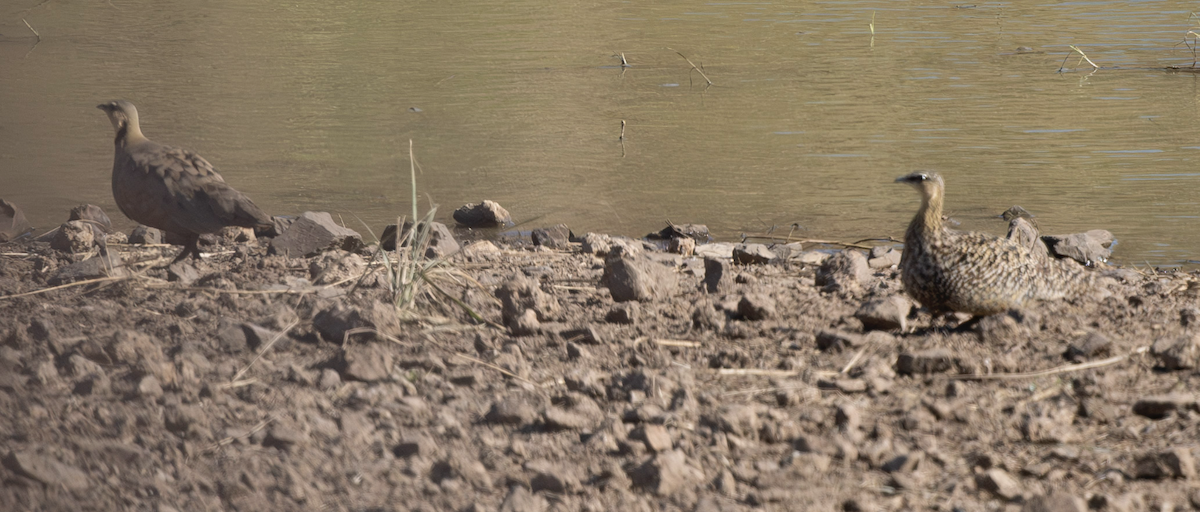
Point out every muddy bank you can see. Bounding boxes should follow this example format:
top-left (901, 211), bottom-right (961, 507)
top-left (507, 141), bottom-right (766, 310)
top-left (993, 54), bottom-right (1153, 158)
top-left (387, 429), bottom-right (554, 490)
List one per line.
top-left (1, 216), bottom-right (1199, 512)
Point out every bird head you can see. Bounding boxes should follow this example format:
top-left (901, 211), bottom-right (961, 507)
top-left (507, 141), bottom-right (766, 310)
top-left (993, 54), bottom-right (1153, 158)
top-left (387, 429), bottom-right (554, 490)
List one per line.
top-left (97, 100), bottom-right (140, 137)
top-left (896, 171), bottom-right (944, 190)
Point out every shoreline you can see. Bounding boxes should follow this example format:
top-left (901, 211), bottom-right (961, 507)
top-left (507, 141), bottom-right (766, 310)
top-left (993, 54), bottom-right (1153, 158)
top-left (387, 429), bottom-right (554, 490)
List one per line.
top-left (0, 210), bottom-right (1197, 510)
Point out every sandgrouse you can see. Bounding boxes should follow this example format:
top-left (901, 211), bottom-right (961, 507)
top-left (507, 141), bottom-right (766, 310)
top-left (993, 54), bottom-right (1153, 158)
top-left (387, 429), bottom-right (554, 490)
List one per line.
top-left (896, 171), bottom-right (1093, 316)
top-left (98, 100), bottom-right (273, 262)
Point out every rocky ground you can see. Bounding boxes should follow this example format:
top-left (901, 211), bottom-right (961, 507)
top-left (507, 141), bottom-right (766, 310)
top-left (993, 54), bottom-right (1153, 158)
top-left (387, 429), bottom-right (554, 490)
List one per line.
top-left (2, 209), bottom-right (1200, 512)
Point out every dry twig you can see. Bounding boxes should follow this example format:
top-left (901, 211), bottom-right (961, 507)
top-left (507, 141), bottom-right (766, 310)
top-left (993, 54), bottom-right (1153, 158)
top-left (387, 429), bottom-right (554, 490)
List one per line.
top-left (951, 346), bottom-right (1147, 381)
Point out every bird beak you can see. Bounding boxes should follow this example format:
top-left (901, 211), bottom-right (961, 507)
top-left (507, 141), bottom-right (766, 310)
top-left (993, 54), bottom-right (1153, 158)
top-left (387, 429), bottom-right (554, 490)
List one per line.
top-left (96, 104), bottom-right (107, 111)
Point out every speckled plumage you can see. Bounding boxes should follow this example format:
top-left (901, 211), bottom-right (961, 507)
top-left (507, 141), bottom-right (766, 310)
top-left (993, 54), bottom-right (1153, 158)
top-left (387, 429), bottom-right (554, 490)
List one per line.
top-left (98, 100), bottom-right (273, 262)
top-left (897, 172), bottom-right (1092, 316)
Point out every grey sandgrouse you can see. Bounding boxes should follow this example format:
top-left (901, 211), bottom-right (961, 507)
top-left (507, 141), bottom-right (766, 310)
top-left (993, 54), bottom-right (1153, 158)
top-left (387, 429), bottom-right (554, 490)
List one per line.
top-left (98, 100), bottom-right (273, 262)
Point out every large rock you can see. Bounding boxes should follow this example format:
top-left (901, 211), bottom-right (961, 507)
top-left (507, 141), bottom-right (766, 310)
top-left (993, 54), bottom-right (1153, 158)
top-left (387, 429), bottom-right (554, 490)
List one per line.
top-left (815, 250), bottom-right (872, 292)
top-left (494, 275), bottom-right (560, 331)
top-left (312, 301), bottom-right (401, 343)
top-left (732, 244), bottom-right (780, 265)
top-left (68, 204), bottom-right (114, 237)
top-left (0, 199), bottom-right (32, 242)
top-left (3, 450), bottom-right (90, 491)
top-left (453, 200), bottom-right (512, 227)
top-left (269, 211), bottom-right (364, 257)
top-left (628, 450), bottom-right (705, 496)
top-left (128, 225), bottom-right (163, 245)
top-left (381, 220), bottom-right (460, 259)
top-left (855, 296), bottom-right (911, 331)
top-left (1151, 333), bottom-right (1200, 370)
top-left (1006, 217), bottom-right (1051, 264)
top-left (600, 247), bottom-right (678, 302)
top-left (1134, 448), bottom-right (1196, 479)
top-left (531, 224), bottom-right (571, 249)
top-left (50, 220), bottom-right (95, 254)
top-left (47, 252), bottom-right (127, 286)
top-left (1042, 230), bottom-right (1114, 265)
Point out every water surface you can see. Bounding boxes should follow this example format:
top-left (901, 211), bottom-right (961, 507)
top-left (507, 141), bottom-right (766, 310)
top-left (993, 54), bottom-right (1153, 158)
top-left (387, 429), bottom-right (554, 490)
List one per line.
top-left (3, 1), bottom-right (1200, 264)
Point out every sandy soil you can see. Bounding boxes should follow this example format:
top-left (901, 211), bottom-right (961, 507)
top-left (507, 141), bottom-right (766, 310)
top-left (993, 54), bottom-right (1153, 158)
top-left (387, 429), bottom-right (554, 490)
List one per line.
top-left (2, 226), bottom-right (1199, 512)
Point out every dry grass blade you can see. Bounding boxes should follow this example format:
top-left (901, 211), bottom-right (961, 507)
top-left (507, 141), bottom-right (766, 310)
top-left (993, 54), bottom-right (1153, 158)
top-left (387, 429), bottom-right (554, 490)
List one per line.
top-left (667, 48), bottom-right (713, 85)
top-left (0, 275), bottom-right (131, 300)
top-left (203, 416), bottom-right (275, 454)
top-left (951, 346), bottom-right (1147, 381)
top-left (453, 352), bottom-right (543, 387)
top-left (231, 319), bottom-right (299, 382)
top-left (654, 339), bottom-right (701, 348)
top-left (715, 368), bottom-right (800, 377)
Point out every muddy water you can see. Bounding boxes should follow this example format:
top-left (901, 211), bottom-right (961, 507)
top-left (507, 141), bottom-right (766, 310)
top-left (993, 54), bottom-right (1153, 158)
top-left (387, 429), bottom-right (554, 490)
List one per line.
top-left (2, 1), bottom-right (1200, 264)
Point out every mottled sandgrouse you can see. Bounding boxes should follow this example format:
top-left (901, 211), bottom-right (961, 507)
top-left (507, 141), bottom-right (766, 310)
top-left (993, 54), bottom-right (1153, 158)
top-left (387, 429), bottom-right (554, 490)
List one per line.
top-left (896, 171), bottom-right (1093, 316)
top-left (98, 100), bottom-right (273, 262)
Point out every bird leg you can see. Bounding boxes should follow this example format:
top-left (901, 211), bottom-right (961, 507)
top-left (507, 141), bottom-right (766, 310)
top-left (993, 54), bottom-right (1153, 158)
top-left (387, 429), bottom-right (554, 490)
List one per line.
top-left (171, 235), bottom-right (202, 263)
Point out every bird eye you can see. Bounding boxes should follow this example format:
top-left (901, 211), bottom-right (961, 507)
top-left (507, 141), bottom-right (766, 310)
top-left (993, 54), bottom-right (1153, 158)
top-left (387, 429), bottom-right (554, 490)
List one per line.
top-left (919, 174), bottom-right (929, 180)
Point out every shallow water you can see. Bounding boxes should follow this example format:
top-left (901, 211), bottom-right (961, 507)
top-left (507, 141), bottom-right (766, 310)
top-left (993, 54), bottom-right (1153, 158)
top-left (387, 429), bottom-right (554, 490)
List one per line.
top-left (3, 1), bottom-right (1200, 265)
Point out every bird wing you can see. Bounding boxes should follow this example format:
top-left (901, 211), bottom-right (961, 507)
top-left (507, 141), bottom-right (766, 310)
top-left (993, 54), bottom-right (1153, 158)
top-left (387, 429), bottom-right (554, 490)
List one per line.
top-left (128, 142), bottom-right (271, 233)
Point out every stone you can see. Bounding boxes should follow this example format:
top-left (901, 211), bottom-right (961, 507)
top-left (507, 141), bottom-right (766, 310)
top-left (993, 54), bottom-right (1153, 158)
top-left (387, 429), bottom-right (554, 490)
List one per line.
top-left (462, 240), bottom-right (501, 259)
top-left (338, 343), bottom-right (395, 382)
top-left (815, 250), bottom-right (872, 293)
top-left (600, 248), bottom-right (678, 302)
top-left (68, 204), bottom-right (114, 237)
top-left (0, 199), bottom-right (32, 241)
top-left (648, 223), bottom-right (709, 242)
top-left (268, 211), bottom-right (363, 257)
top-left (867, 247), bottom-right (902, 269)
top-left (737, 293), bottom-right (776, 321)
top-left (542, 407), bottom-right (595, 431)
top-left (1151, 333), bottom-right (1200, 370)
top-left (487, 396), bottom-right (539, 426)
top-left (701, 257), bottom-right (733, 293)
top-left (975, 468), bottom-right (1023, 501)
top-left (797, 251), bottom-right (830, 265)
top-left (694, 242), bottom-right (736, 259)
top-left (312, 301), bottom-right (400, 343)
top-left (634, 424), bottom-right (673, 452)
top-left (605, 302), bottom-right (640, 324)
top-left (137, 375), bottom-right (164, 398)
top-left (854, 296), bottom-right (910, 331)
top-left (128, 225), bottom-right (163, 245)
top-left (531, 224), bottom-right (571, 249)
top-left (881, 451), bottom-right (923, 473)
top-left (308, 251), bottom-right (366, 285)
top-left (1134, 448), bottom-right (1196, 479)
top-left (47, 252), bottom-right (127, 286)
top-left (498, 485), bottom-right (547, 512)
top-left (705, 404), bottom-right (763, 439)
top-left (218, 225), bottom-right (255, 243)
top-left (816, 330), bottom-right (865, 352)
top-left (1064, 331), bottom-right (1112, 362)
top-left (167, 261), bottom-right (200, 285)
top-left (528, 461), bottom-right (581, 494)
top-left (732, 243), bottom-right (777, 265)
top-left (1023, 492), bottom-right (1087, 512)
top-left (51, 220), bottom-right (95, 253)
top-left (1042, 230), bottom-right (1114, 265)
top-left (382, 220), bottom-right (460, 259)
top-left (1132, 394), bottom-right (1196, 419)
top-left (668, 237), bottom-right (695, 256)
top-left (3, 451), bottom-right (90, 491)
top-left (453, 200), bottom-right (512, 227)
top-left (897, 349), bottom-right (956, 375)
top-left (628, 450), bottom-right (705, 496)
top-left (495, 275), bottom-right (560, 331)
top-left (393, 436), bottom-right (437, 458)
top-left (263, 425), bottom-right (308, 453)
